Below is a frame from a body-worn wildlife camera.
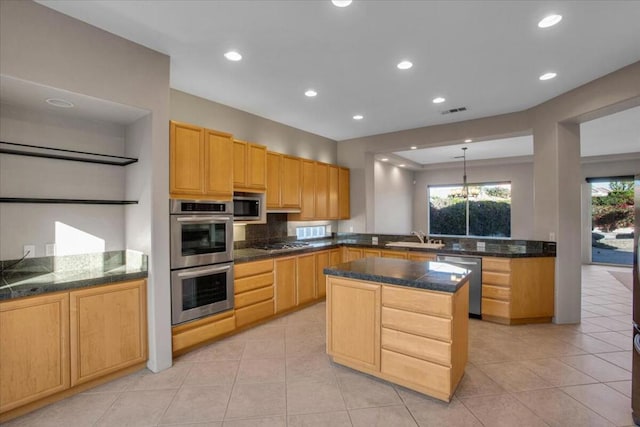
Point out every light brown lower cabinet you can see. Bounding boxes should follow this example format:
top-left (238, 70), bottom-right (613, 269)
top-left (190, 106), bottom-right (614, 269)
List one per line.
top-left (327, 275), bottom-right (468, 402)
top-left (314, 248), bottom-right (341, 298)
top-left (234, 258), bottom-right (275, 328)
top-left (0, 279), bottom-right (147, 421)
top-left (481, 257), bottom-right (554, 324)
top-left (296, 253), bottom-right (316, 304)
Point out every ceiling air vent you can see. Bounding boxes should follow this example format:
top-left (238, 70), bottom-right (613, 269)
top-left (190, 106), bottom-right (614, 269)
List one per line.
top-left (441, 106), bottom-right (468, 115)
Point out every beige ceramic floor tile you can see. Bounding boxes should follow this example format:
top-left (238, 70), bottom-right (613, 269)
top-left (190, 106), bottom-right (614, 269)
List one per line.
top-left (3, 392), bottom-right (119, 427)
top-left (286, 352), bottom-right (335, 383)
top-left (242, 339), bottom-right (285, 359)
top-left (159, 385), bottom-right (232, 425)
top-left (520, 358), bottom-right (598, 386)
top-left (605, 380), bottom-right (631, 398)
top-left (288, 411), bottom-right (352, 427)
top-left (595, 350), bottom-right (632, 371)
top-left (562, 383), bottom-right (634, 426)
top-left (349, 405), bottom-right (418, 427)
top-left (336, 370), bottom-right (402, 409)
top-left (397, 389), bottom-right (482, 427)
top-left (560, 354), bottom-right (630, 382)
top-left (127, 365), bottom-right (191, 391)
top-left (557, 333), bottom-right (623, 354)
top-left (192, 341), bottom-right (246, 362)
top-left (222, 416), bottom-right (286, 426)
top-left (475, 361), bottom-right (553, 392)
top-left (236, 357), bottom-right (286, 384)
top-left (286, 376), bottom-right (346, 415)
top-left (461, 393), bottom-right (550, 427)
top-left (452, 363), bottom-right (506, 398)
top-left (183, 360), bottom-right (240, 386)
top-left (513, 388), bottom-right (614, 427)
top-left (225, 382), bottom-right (286, 420)
top-left (95, 389), bottom-right (177, 427)
top-left (589, 331), bottom-right (630, 349)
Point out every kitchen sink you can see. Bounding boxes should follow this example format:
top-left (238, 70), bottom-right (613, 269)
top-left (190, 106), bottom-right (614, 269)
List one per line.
top-left (385, 241), bottom-right (445, 249)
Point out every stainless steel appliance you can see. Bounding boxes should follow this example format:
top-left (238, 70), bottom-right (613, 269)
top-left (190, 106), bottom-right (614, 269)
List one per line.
top-left (171, 262), bottom-right (234, 325)
top-left (170, 199), bottom-right (233, 269)
top-left (631, 175), bottom-right (639, 425)
top-left (170, 199), bottom-right (234, 325)
top-left (233, 195), bottom-right (261, 221)
top-left (436, 254), bottom-right (482, 317)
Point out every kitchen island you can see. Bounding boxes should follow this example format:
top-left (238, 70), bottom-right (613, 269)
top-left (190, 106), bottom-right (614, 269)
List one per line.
top-left (324, 257), bottom-right (470, 402)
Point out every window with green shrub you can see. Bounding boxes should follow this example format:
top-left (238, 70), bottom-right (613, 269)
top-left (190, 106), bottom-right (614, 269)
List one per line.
top-left (428, 182), bottom-right (511, 237)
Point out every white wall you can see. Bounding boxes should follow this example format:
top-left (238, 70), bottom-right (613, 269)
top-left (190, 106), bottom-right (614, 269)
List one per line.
top-left (373, 161), bottom-right (414, 234)
top-left (413, 160), bottom-right (535, 239)
top-left (1, 1), bottom-right (171, 372)
top-left (0, 104), bottom-right (127, 258)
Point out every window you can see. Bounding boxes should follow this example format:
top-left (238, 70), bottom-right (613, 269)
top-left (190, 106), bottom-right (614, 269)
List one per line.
top-left (296, 225), bottom-right (330, 240)
top-left (428, 182), bottom-right (511, 237)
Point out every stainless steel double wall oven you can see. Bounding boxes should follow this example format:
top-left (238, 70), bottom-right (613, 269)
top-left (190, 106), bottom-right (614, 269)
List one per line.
top-left (170, 199), bottom-right (234, 325)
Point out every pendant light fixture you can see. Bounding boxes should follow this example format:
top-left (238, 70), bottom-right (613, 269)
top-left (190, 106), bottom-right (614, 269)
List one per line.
top-left (455, 146), bottom-right (468, 198)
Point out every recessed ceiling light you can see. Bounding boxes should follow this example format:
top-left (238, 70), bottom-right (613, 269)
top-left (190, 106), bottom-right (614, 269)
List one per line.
top-left (539, 72), bottom-right (557, 81)
top-left (224, 51), bottom-right (242, 61)
top-left (305, 89), bottom-right (318, 97)
top-left (464, 139), bottom-right (472, 143)
top-left (410, 146), bottom-right (417, 150)
top-left (538, 14), bottom-right (562, 28)
top-left (397, 60), bottom-right (413, 70)
top-left (399, 164), bottom-right (406, 167)
top-left (331, 0), bottom-right (352, 7)
top-left (432, 97), bottom-right (446, 104)
top-left (353, 114), bottom-right (364, 120)
top-left (380, 158), bottom-right (389, 162)
top-left (45, 98), bottom-right (74, 108)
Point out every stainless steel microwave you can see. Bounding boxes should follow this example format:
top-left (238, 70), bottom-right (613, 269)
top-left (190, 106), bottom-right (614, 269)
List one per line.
top-left (233, 196), bottom-right (261, 221)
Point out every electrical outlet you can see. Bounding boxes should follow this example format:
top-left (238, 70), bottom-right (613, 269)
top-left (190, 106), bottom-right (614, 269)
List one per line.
top-left (476, 241), bottom-right (486, 251)
top-left (372, 236), bottom-right (379, 245)
top-left (23, 245), bottom-right (35, 258)
top-left (46, 243), bottom-right (56, 256)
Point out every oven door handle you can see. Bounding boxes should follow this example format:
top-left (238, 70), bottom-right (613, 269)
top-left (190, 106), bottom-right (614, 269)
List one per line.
top-left (177, 264), bottom-right (232, 278)
top-left (176, 216), bottom-right (231, 223)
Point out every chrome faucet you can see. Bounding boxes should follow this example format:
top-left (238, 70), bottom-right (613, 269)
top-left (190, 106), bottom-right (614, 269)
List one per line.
top-left (411, 230), bottom-right (426, 243)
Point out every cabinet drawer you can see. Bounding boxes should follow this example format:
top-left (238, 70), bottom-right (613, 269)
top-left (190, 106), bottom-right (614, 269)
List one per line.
top-left (381, 349), bottom-right (450, 395)
top-left (381, 307), bottom-right (451, 341)
top-left (234, 286), bottom-right (273, 309)
top-left (482, 284), bottom-right (510, 301)
top-left (235, 259), bottom-right (274, 279)
top-left (380, 250), bottom-right (407, 259)
top-left (407, 253), bottom-right (436, 262)
top-left (235, 299), bottom-right (274, 328)
top-left (482, 298), bottom-right (510, 318)
top-left (482, 257), bottom-right (511, 272)
top-left (382, 286), bottom-right (452, 317)
top-left (482, 271), bottom-right (510, 286)
top-left (382, 328), bottom-right (451, 366)
top-left (235, 272), bottom-right (274, 294)
top-left (172, 314), bottom-right (235, 352)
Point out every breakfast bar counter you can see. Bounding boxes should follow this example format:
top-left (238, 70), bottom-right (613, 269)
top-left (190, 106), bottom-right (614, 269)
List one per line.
top-left (324, 257), bottom-right (470, 402)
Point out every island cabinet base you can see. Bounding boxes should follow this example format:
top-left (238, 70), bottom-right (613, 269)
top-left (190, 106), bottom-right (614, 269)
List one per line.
top-left (326, 276), bottom-right (468, 402)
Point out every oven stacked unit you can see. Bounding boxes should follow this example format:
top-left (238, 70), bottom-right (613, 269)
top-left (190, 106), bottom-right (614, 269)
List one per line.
top-left (169, 200), bottom-right (234, 325)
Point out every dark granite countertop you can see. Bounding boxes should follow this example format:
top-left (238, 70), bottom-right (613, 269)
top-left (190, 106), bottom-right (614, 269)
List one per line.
top-left (324, 257), bottom-right (470, 293)
top-left (0, 250), bottom-right (148, 301)
top-left (234, 236), bottom-right (556, 264)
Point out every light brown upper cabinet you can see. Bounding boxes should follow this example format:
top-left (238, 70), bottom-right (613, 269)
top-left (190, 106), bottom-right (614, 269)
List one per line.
top-left (328, 165), bottom-right (339, 219)
top-left (170, 121), bottom-right (233, 200)
top-left (315, 162), bottom-right (329, 219)
top-left (233, 139), bottom-right (267, 192)
top-left (289, 161), bottom-right (350, 221)
top-left (266, 152), bottom-right (301, 210)
top-left (339, 167), bottom-right (350, 219)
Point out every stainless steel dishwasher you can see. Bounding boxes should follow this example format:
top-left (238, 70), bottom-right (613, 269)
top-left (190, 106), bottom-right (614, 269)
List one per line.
top-left (436, 254), bottom-right (482, 317)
